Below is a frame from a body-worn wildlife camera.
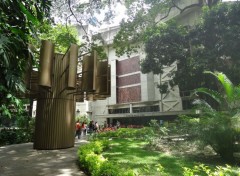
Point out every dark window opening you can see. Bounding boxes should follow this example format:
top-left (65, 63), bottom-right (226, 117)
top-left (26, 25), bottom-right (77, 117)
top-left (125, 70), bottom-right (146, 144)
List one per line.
top-left (109, 108), bottom-right (130, 114)
top-left (132, 105), bottom-right (159, 113)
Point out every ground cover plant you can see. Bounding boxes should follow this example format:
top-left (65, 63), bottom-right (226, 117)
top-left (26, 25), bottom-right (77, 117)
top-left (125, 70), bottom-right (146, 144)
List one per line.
top-left (102, 138), bottom-right (197, 176)
top-left (78, 127), bottom-right (240, 176)
top-left (101, 137), bottom-right (240, 176)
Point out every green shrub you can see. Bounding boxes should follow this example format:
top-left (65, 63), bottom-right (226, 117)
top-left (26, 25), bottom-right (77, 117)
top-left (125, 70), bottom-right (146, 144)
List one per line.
top-left (0, 128), bottom-right (33, 146)
top-left (77, 140), bottom-right (135, 176)
top-left (98, 162), bottom-right (121, 176)
top-left (179, 113), bottom-right (238, 162)
top-left (85, 153), bottom-right (105, 176)
top-left (149, 119), bottom-right (169, 136)
top-left (186, 71), bottom-right (240, 162)
top-left (98, 162), bottom-right (135, 176)
top-left (93, 127), bottom-right (152, 140)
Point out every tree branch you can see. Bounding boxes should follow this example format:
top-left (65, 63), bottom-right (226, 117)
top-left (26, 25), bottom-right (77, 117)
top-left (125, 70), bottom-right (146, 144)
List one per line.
top-left (156, 5), bottom-right (175, 24)
top-left (156, 0), bottom-right (203, 24)
top-left (67, 0), bottom-right (88, 36)
top-left (179, 3), bottom-right (202, 14)
top-left (65, 14), bottom-right (73, 34)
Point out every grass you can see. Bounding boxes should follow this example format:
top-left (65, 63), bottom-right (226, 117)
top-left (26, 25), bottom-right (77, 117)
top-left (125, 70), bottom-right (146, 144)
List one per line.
top-left (102, 138), bottom-right (206, 176)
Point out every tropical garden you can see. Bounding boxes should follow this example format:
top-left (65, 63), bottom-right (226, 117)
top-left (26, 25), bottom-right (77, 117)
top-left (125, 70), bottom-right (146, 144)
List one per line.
top-left (1, 0), bottom-right (240, 175)
top-left (76, 1), bottom-right (240, 175)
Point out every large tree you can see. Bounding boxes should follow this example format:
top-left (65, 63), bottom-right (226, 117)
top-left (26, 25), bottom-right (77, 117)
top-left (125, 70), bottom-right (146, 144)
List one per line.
top-left (113, 1), bottom-right (240, 93)
top-left (0, 0), bottom-right (51, 117)
top-left (113, 0), bottom-right (220, 57)
top-left (141, 2), bottom-right (240, 93)
top-left (50, 0), bottom-right (125, 56)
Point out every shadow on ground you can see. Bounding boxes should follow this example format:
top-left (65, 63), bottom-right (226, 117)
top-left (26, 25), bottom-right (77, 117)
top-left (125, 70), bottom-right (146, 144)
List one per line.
top-left (0, 138), bottom-right (88, 176)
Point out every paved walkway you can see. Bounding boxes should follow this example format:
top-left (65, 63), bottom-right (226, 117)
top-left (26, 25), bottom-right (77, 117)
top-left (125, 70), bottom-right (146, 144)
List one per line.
top-left (0, 138), bottom-right (88, 176)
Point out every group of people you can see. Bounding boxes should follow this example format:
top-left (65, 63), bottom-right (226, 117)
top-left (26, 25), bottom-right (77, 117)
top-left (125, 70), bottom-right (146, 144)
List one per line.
top-left (75, 120), bottom-right (99, 139)
top-left (75, 120), bottom-right (121, 139)
top-left (75, 120), bottom-right (86, 139)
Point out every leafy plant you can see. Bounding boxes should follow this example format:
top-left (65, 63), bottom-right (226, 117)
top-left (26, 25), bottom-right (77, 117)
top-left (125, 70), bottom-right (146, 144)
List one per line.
top-left (0, 0), bottom-right (51, 120)
top-left (0, 128), bottom-right (34, 146)
top-left (184, 71), bottom-right (240, 162)
top-left (29, 22), bottom-right (80, 54)
top-left (77, 140), bottom-right (134, 176)
top-left (76, 114), bottom-right (90, 125)
top-left (183, 164), bottom-right (239, 176)
top-left (92, 127), bottom-right (151, 140)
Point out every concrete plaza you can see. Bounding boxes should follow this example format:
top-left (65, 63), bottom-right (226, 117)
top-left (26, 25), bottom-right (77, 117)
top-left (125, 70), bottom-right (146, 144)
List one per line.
top-left (0, 138), bottom-right (88, 176)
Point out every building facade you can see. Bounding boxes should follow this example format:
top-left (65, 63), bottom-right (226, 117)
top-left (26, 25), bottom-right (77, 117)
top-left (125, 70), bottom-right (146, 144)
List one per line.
top-left (76, 0), bottom-right (203, 126)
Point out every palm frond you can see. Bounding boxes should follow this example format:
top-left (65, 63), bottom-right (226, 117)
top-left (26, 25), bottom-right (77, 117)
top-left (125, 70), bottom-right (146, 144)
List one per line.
top-left (204, 71), bottom-right (233, 100)
top-left (194, 87), bottom-right (225, 105)
top-left (233, 85), bottom-right (240, 100)
top-left (192, 99), bottom-right (213, 110)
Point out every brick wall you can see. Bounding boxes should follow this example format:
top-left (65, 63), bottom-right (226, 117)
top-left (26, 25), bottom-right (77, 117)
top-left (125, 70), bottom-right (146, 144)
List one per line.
top-left (116, 56), bottom-right (140, 75)
top-left (117, 74), bottom-right (140, 87)
top-left (117, 86), bottom-right (141, 103)
top-left (116, 56), bottom-right (141, 103)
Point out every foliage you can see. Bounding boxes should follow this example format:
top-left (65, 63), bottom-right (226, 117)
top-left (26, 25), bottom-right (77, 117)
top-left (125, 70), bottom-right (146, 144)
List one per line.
top-left (78, 128), bottom-right (239, 175)
top-left (101, 137), bottom-right (236, 176)
top-left (145, 119), bottom-right (171, 149)
top-left (141, 20), bottom-right (195, 93)
top-left (51, 0), bottom-right (118, 27)
top-left (0, 117), bottom-right (35, 146)
top-left (114, 1), bottom-right (240, 93)
top-left (29, 22), bottom-right (80, 54)
top-left (76, 114), bottom-right (90, 124)
top-left (0, 0), bottom-right (51, 118)
top-left (149, 119), bottom-right (169, 136)
top-left (92, 127), bottom-right (152, 140)
top-left (0, 90), bottom-right (24, 119)
top-left (183, 164), bottom-right (239, 176)
top-left (0, 128), bottom-right (34, 146)
top-left (78, 140), bottom-right (105, 174)
top-left (187, 2), bottom-right (240, 90)
top-left (180, 71), bottom-right (240, 162)
top-left (50, 0), bottom-right (120, 58)
top-left (97, 162), bottom-right (125, 176)
top-left (77, 140), bottom-right (135, 176)
top-left (148, 2), bottom-right (240, 92)
top-left (91, 122), bottom-right (169, 152)
top-left (113, 0), bottom-right (219, 57)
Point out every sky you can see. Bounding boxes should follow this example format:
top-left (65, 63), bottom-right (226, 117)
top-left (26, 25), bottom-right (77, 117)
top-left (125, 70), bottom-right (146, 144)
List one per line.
top-left (88, 2), bottom-right (127, 32)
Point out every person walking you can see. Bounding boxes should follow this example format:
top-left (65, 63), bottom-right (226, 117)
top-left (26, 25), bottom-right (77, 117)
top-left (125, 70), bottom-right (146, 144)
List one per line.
top-left (94, 121), bottom-right (99, 133)
top-left (75, 120), bottom-right (81, 139)
top-left (88, 120), bottom-right (95, 134)
top-left (81, 122), bottom-right (87, 135)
